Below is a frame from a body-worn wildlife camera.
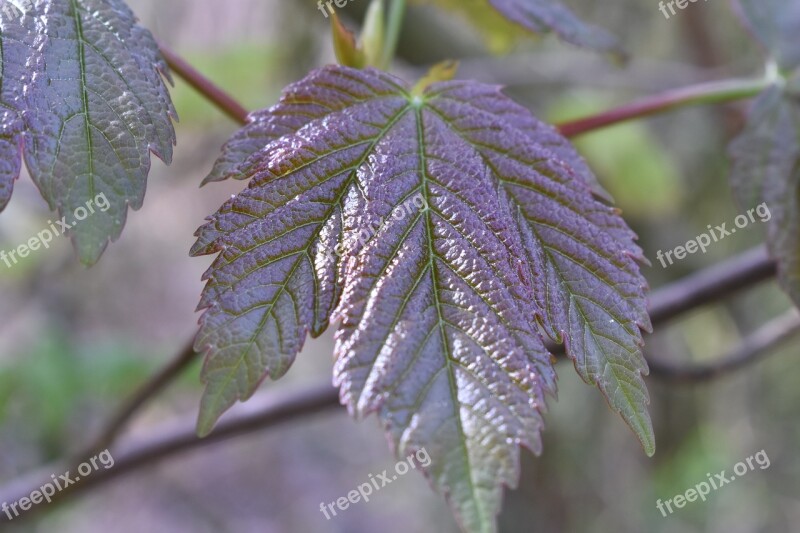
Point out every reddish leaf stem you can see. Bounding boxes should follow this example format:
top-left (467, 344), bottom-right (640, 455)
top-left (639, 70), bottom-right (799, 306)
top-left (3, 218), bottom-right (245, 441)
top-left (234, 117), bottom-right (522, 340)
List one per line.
top-left (557, 77), bottom-right (769, 137)
top-left (158, 43), bottom-right (250, 126)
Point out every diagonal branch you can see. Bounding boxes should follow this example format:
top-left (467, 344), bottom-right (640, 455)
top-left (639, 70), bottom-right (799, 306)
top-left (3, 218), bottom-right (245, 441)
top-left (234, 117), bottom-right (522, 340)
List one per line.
top-left (0, 384), bottom-right (340, 523)
top-left (158, 43), bottom-right (249, 126)
top-left (646, 310), bottom-right (800, 382)
top-left (647, 245), bottom-right (776, 325)
top-left (0, 247), bottom-right (783, 524)
top-left (75, 339), bottom-right (198, 460)
top-left (557, 76), bottom-right (769, 137)
top-left (1, 305), bottom-right (796, 521)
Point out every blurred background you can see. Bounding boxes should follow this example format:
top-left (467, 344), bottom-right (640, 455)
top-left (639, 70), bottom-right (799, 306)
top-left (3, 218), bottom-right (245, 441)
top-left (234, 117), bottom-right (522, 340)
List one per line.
top-left (0, 0), bottom-right (797, 532)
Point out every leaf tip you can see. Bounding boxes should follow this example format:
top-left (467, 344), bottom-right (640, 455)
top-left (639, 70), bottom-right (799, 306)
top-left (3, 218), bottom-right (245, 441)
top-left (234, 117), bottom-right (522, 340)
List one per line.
top-left (196, 411), bottom-right (218, 438)
top-left (331, 12), bottom-right (367, 69)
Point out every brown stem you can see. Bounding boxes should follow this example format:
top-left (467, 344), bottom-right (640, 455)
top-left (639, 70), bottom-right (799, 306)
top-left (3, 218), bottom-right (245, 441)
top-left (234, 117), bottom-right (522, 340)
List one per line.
top-left (646, 311), bottom-right (800, 382)
top-left (0, 247), bottom-right (782, 523)
top-left (0, 384), bottom-right (340, 523)
top-left (2, 305), bottom-right (795, 520)
top-left (647, 246), bottom-right (776, 326)
top-left (158, 44), bottom-right (763, 139)
top-left (75, 340), bottom-right (199, 460)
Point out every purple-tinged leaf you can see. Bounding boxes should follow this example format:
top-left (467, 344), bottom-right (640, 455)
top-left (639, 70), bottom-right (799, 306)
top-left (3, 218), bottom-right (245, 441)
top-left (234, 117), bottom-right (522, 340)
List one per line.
top-left (481, 0), bottom-right (621, 55)
top-left (729, 5), bottom-right (800, 306)
top-left (0, 0), bottom-right (176, 264)
top-left (0, 1), bottom-right (40, 213)
top-left (0, 110), bottom-right (22, 215)
top-left (192, 68), bottom-right (409, 435)
top-left (729, 86), bottom-right (800, 306)
top-left (195, 66), bottom-right (651, 532)
top-left (734, 0), bottom-right (800, 71)
top-left (424, 81), bottom-right (653, 455)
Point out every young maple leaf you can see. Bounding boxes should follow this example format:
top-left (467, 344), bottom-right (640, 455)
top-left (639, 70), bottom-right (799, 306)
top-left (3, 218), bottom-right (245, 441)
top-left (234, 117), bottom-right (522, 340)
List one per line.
top-left (193, 66), bottom-right (651, 533)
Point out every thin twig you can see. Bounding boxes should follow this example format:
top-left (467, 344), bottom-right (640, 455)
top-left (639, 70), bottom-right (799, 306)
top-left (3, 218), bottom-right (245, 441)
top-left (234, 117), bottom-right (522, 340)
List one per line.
top-left (75, 339), bottom-right (199, 460)
top-left (157, 45), bottom-right (764, 140)
top-left (0, 247), bottom-right (783, 522)
top-left (0, 384), bottom-right (340, 523)
top-left (1, 305), bottom-right (796, 519)
top-left (647, 246), bottom-right (776, 326)
top-left (557, 76), bottom-right (769, 137)
top-left (77, 247), bottom-right (778, 465)
top-left (158, 43), bottom-right (249, 126)
top-left (646, 311), bottom-right (800, 382)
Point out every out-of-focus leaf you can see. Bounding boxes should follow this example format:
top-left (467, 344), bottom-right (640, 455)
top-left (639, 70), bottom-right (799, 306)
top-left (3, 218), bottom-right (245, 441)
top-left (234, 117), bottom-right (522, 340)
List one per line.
top-left (734, 0), bottom-right (800, 71)
top-left (360, 0), bottom-right (386, 67)
top-left (729, 87), bottom-right (800, 306)
top-left (421, 0), bottom-right (621, 56)
top-left (193, 66), bottom-right (651, 532)
top-left (0, 0), bottom-right (176, 264)
top-left (413, 0), bottom-right (528, 54)
top-left (730, 3), bottom-right (800, 306)
top-left (332, 13), bottom-right (366, 69)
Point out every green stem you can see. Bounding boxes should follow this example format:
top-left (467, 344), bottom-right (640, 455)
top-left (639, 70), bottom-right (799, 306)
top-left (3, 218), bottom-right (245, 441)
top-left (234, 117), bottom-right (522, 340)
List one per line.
top-left (557, 76), bottom-right (771, 138)
top-left (380, 0), bottom-right (406, 70)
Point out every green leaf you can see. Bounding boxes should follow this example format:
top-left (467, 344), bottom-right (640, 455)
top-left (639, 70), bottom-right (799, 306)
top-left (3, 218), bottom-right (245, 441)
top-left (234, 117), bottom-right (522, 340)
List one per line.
top-left (0, 0), bottom-right (176, 264)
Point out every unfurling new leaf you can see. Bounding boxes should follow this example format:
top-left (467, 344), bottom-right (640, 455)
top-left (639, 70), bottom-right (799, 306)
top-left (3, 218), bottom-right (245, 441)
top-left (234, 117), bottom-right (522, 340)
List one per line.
top-left (194, 65), bottom-right (652, 533)
top-left (0, 0), bottom-right (176, 264)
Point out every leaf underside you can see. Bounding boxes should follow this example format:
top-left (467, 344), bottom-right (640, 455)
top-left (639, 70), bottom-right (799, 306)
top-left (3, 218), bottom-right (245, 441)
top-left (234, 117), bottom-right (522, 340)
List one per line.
top-left (730, 1), bottom-right (800, 306)
top-left (193, 66), bottom-right (652, 533)
top-left (0, 0), bottom-right (176, 264)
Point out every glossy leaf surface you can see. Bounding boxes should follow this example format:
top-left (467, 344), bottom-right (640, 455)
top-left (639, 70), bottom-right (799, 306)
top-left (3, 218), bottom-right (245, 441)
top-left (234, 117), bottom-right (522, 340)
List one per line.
top-left (0, 0), bottom-right (176, 264)
top-left (194, 66), bottom-right (652, 532)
